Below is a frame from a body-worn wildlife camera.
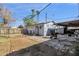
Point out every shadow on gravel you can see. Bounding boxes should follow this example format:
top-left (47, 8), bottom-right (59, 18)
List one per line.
top-left (6, 40), bottom-right (57, 56)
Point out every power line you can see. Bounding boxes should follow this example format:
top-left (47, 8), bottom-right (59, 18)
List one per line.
top-left (45, 12), bottom-right (47, 22)
top-left (30, 3), bottom-right (51, 19)
top-left (54, 16), bottom-right (79, 21)
top-left (39, 3), bottom-right (51, 13)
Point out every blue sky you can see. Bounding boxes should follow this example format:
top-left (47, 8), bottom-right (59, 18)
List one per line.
top-left (0, 3), bottom-right (78, 27)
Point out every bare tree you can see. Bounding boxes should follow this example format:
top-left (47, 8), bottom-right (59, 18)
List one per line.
top-left (0, 4), bottom-right (15, 27)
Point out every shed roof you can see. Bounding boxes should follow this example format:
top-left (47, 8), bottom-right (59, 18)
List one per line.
top-left (56, 19), bottom-right (79, 27)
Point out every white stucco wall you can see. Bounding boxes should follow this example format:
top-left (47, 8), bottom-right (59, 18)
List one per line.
top-left (43, 22), bottom-right (54, 36)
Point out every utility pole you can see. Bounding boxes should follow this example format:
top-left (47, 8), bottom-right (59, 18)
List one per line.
top-left (45, 12), bottom-right (47, 23)
top-left (31, 9), bottom-right (36, 20)
top-left (36, 10), bottom-right (40, 23)
top-left (78, 3), bottom-right (79, 18)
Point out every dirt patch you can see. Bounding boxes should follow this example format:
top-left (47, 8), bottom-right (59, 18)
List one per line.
top-left (0, 34), bottom-right (48, 56)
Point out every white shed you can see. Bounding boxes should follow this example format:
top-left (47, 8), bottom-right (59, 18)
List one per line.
top-left (34, 21), bottom-right (56, 36)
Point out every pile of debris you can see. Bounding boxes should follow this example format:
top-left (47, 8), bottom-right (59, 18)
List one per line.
top-left (44, 34), bottom-right (79, 55)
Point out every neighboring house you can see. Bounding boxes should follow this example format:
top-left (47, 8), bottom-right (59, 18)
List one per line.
top-left (25, 21), bottom-right (55, 36)
top-left (34, 21), bottom-right (57, 36)
top-left (25, 21), bottom-right (64, 36)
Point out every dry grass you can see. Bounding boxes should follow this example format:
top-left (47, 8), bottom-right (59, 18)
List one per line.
top-left (0, 34), bottom-right (48, 56)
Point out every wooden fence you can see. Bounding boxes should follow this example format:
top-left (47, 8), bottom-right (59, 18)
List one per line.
top-left (0, 28), bottom-right (22, 35)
